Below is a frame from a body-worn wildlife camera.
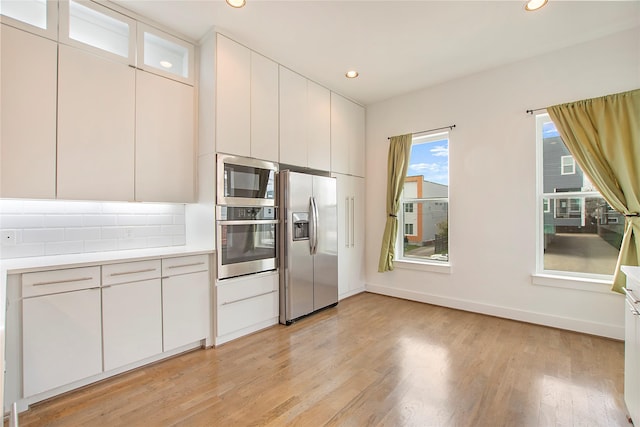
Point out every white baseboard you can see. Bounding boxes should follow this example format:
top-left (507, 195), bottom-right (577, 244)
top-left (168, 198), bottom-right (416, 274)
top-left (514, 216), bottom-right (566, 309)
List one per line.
top-left (365, 283), bottom-right (624, 340)
top-left (339, 286), bottom-right (366, 301)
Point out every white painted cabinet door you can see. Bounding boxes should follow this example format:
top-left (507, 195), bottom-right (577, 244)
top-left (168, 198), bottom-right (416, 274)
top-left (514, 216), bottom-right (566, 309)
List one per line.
top-left (335, 174), bottom-right (366, 299)
top-left (1, 25), bottom-right (57, 199)
top-left (330, 93), bottom-right (365, 177)
top-left (162, 270), bottom-right (210, 351)
top-left (279, 66), bottom-right (308, 167)
top-left (307, 81), bottom-right (331, 171)
top-left (135, 71), bottom-right (195, 202)
top-left (102, 279), bottom-right (163, 371)
top-left (23, 289), bottom-right (102, 397)
top-left (250, 51), bottom-right (279, 162)
top-left (57, 44), bottom-right (135, 201)
top-left (216, 34), bottom-right (250, 157)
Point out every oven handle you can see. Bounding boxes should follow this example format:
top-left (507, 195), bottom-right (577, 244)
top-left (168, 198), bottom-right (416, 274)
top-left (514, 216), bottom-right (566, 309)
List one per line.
top-left (217, 219), bottom-right (279, 226)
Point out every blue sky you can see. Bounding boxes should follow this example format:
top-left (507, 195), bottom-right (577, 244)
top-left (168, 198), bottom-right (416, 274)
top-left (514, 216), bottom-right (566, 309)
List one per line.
top-left (543, 121), bottom-right (560, 138)
top-left (408, 138), bottom-right (449, 186)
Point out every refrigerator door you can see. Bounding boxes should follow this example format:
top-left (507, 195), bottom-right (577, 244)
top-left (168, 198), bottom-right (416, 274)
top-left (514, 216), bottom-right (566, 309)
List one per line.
top-left (280, 171), bottom-right (314, 323)
top-left (312, 175), bottom-right (338, 311)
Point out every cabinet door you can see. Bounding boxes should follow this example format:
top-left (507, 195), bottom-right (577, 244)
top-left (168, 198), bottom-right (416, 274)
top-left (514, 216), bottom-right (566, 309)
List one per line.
top-left (348, 103), bottom-right (366, 177)
top-left (330, 93), bottom-right (350, 175)
top-left (1, 25), bottom-right (57, 199)
top-left (23, 289), bottom-right (102, 397)
top-left (279, 66), bottom-right (308, 167)
top-left (57, 44), bottom-right (135, 201)
top-left (330, 93), bottom-right (365, 177)
top-left (307, 81), bottom-right (331, 171)
top-left (102, 279), bottom-right (163, 371)
top-left (250, 51), bottom-right (279, 162)
top-left (335, 173), bottom-right (350, 297)
top-left (216, 34), bottom-right (250, 157)
top-left (162, 270), bottom-right (210, 351)
top-left (135, 71), bottom-right (195, 202)
top-left (350, 176), bottom-right (366, 292)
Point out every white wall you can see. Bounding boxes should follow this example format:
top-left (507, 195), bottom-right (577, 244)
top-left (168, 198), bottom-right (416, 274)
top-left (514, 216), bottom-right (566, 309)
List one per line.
top-left (365, 28), bottom-right (640, 340)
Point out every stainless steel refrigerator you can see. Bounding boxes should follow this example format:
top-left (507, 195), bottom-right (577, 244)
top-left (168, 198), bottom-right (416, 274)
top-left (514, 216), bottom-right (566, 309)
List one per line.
top-left (279, 170), bottom-right (338, 324)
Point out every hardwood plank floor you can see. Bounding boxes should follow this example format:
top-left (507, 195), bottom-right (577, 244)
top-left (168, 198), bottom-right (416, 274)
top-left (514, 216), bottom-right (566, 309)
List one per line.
top-left (13, 293), bottom-right (628, 426)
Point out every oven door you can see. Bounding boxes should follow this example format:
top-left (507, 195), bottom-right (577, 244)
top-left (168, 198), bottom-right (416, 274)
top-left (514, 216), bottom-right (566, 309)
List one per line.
top-left (216, 219), bottom-right (278, 279)
top-left (217, 154), bottom-right (278, 206)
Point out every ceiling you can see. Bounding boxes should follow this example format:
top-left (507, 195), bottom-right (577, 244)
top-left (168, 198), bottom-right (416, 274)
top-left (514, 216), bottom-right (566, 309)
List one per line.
top-left (112, 0), bottom-right (640, 106)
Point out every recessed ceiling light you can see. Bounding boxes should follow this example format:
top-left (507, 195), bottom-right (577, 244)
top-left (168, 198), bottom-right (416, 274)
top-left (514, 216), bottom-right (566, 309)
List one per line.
top-left (226, 0), bottom-right (246, 8)
top-left (345, 70), bottom-right (359, 79)
top-left (525, 0), bottom-right (548, 11)
top-left (160, 60), bottom-right (173, 69)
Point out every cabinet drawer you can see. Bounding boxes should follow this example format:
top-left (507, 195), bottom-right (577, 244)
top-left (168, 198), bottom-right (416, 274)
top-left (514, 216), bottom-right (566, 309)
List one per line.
top-left (162, 254), bottom-right (209, 276)
top-left (102, 259), bottom-right (161, 286)
top-left (217, 290), bottom-right (278, 337)
top-left (22, 266), bottom-right (101, 298)
top-left (217, 272), bottom-right (278, 305)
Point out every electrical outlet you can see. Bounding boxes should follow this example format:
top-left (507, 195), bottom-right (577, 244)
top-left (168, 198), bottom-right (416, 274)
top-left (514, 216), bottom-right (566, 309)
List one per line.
top-left (1, 230), bottom-right (16, 246)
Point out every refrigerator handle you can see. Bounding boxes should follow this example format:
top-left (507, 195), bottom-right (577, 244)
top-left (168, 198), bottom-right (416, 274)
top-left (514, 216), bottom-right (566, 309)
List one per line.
top-left (345, 197), bottom-right (350, 248)
top-left (311, 196), bottom-right (319, 255)
top-left (309, 197), bottom-right (316, 255)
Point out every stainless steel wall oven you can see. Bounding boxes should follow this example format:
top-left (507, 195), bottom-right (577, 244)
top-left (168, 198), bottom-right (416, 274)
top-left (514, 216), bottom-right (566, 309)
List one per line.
top-left (216, 206), bottom-right (278, 280)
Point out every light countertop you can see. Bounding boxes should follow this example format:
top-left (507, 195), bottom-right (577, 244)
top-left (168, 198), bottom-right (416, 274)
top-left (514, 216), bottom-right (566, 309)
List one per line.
top-left (622, 265), bottom-right (640, 283)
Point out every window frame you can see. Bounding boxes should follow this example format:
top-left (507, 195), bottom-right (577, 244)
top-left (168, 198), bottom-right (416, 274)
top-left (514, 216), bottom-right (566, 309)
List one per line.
top-left (561, 155), bottom-right (576, 175)
top-left (0, 0), bottom-right (58, 40)
top-left (395, 131), bottom-right (451, 271)
top-left (534, 113), bottom-right (616, 284)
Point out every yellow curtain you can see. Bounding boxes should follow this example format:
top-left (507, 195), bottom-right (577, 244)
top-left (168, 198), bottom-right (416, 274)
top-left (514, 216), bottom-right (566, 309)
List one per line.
top-left (378, 133), bottom-right (413, 272)
top-left (547, 88), bottom-right (640, 293)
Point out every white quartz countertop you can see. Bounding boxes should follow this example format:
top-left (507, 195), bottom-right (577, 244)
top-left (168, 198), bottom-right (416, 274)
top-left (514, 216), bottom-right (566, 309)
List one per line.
top-left (622, 265), bottom-right (640, 283)
top-left (0, 246), bottom-right (215, 275)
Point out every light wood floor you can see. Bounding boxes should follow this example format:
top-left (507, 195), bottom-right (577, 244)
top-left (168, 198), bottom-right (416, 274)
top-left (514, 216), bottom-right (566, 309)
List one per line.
top-left (13, 292), bottom-right (628, 426)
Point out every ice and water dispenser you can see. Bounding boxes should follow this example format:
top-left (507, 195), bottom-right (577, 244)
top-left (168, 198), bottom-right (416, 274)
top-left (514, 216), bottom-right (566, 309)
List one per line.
top-left (292, 212), bottom-right (309, 241)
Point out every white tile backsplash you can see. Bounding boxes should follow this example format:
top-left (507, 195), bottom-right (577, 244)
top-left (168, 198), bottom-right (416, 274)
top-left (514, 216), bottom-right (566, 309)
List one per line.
top-left (0, 200), bottom-right (187, 259)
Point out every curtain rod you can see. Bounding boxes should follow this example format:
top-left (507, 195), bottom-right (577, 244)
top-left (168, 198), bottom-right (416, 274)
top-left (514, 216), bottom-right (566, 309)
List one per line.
top-left (526, 108), bottom-right (546, 115)
top-left (387, 124), bottom-right (456, 140)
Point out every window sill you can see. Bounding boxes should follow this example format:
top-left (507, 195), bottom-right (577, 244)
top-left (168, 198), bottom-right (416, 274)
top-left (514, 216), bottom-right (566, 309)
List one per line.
top-left (394, 259), bottom-right (451, 274)
top-left (531, 273), bottom-right (615, 294)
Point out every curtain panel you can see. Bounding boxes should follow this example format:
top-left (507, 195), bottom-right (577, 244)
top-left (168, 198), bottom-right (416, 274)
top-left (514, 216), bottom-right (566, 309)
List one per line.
top-left (547, 88), bottom-right (640, 293)
top-left (378, 133), bottom-right (413, 272)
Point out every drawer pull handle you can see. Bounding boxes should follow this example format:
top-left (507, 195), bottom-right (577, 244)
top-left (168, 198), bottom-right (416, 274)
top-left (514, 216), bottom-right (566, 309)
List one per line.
top-left (110, 268), bottom-right (157, 277)
top-left (32, 277), bottom-right (93, 286)
top-left (624, 288), bottom-right (640, 304)
top-left (221, 290), bottom-right (277, 306)
top-left (627, 299), bottom-right (640, 316)
top-left (167, 262), bottom-right (206, 269)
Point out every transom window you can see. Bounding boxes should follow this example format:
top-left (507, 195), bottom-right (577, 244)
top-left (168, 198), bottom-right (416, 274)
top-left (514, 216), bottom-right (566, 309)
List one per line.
top-left (536, 114), bottom-right (621, 278)
top-left (397, 131), bottom-right (449, 263)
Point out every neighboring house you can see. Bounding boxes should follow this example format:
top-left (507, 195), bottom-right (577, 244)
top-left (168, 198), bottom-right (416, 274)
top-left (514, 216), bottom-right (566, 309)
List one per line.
top-left (403, 176), bottom-right (448, 245)
top-left (542, 130), bottom-right (624, 248)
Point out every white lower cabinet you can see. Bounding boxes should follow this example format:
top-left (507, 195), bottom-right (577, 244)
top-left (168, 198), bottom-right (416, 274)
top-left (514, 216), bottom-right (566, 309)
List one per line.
top-left (162, 255), bottom-right (211, 351)
top-left (101, 260), bottom-right (163, 371)
top-left (22, 267), bottom-right (102, 397)
top-left (216, 272), bottom-right (279, 345)
top-left (623, 266), bottom-right (640, 424)
top-left (10, 252), bottom-right (212, 410)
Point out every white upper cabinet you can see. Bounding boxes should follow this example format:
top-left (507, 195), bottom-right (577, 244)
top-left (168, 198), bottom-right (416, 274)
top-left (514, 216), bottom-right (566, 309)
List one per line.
top-left (279, 66), bottom-right (331, 170)
top-left (138, 23), bottom-right (194, 85)
top-left (135, 71), bottom-right (195, 203)
top-left (330, 93), bottom-right (365, 177)
top-left (307, 81), bottom-right (331, 171)
top-left (57, 44), bottom-right (136, 201)
top-left (216, 34), bottom-right (251, 157)
top-left (215, 34), bottom-right (279, 161)
top-left (250, 51), bottom-right (279, 162)
top-left (279, 66), bottom-right (308, 167)
top-left (59, 0), bottom-right (135, 65)
top-left (1, 24), bottom-right (57, 199)
top-left (0, 0), bottom-right (57, 39)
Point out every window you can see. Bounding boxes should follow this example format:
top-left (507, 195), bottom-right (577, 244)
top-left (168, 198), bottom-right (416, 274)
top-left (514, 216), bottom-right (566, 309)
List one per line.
top-left (0, 0), bottom-right (56, 38)
top-left (398, 131), bottom-right (449, 263)
top-left (561, 155), bottom-right (575, 175)
top-left (60, 0), bottom-right (136, 63)
top-left (537, 114), bottom-right (621, 278)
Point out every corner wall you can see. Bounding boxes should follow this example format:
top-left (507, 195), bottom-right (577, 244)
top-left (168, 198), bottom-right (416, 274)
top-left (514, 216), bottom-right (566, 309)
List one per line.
top-left (364, 28), bottom-right (640, 339)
